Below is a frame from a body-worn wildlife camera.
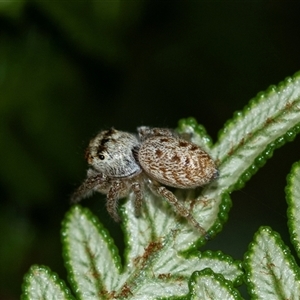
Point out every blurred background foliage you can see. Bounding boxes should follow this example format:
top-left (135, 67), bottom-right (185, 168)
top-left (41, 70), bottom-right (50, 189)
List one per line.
top-left (1, 1), bottom-right (300, 299)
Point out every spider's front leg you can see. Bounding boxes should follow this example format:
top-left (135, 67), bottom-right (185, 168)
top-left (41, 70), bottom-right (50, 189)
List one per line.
top-left (131, 181), bottom-right (143, 217)
top-left (71, 172), bottom-right (109, 203)
top-left (107, 180), bottom-right (130, 222)
top-left (150, 184), bottom-right (207, 237)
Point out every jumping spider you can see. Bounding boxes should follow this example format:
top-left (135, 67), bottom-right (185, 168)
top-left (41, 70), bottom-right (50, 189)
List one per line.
top-left (71, 127), bottom-right (218, 236)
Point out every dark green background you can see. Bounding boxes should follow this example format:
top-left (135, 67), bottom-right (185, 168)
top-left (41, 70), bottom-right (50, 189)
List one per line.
top-left (1, 2), bottom-right (300, 299)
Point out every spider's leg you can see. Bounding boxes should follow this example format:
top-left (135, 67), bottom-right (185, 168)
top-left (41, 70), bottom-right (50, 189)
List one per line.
top-left (137, 126), bottom-right (174, 141)
top-left (71, 174), bottom-right (107, 203)
top-left (107, 180), bottom-right (128, 222)
top-left (131, 182), bottom-right (143, 217)
top-left (151, 184), bottom-right (207, 236)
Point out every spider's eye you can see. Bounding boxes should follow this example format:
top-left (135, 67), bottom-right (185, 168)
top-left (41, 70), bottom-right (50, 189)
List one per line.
top-left (98, 154), bottom-right (105, 160)
top-left (101, 138), bottom-right (110, 144)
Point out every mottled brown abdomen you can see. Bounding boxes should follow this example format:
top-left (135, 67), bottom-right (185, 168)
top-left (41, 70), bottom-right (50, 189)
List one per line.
top-left (138, 136), bottom-right (218, 188)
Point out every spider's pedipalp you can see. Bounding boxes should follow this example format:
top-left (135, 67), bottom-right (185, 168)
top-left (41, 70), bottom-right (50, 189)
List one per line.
top-left (107, 180), bottom-right (129, 222)
top-left (131, 181), bottom-right (143, 217)
top-left (71, 173), bottom-right (109, 203)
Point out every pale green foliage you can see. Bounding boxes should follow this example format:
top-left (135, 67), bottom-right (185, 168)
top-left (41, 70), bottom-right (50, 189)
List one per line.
top-left (59, 206), bottom-right (242, 299)
top-left (22, 265), bottom-right (74, 300)
top-left (286, 161), bottom-right (300, 257)
top-left (189, 269), bottom-right (243, 300)
top-left (22, 72), bottom-right (300, 299)
top-left (244, 227), bottom-right (300, 299)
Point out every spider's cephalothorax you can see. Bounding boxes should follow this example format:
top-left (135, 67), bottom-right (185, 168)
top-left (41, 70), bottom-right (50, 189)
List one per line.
top-left (85, 128), bottom-right (142, 178)
top-left (71, 127), bottom-right (218, 236)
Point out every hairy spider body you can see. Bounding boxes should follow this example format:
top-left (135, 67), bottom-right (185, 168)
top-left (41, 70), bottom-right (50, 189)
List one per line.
top-left (71, 127), bottom-right (218, 235)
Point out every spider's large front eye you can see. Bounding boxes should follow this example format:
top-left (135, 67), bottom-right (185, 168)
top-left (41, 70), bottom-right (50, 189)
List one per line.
top-left (98, 154), bottom-right (105, 160)
top-left (101, 138), bottom-right (110, 144)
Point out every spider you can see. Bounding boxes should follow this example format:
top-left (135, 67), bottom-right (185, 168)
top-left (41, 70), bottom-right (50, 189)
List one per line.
top-left (71, 126), bottom-right (218, 236)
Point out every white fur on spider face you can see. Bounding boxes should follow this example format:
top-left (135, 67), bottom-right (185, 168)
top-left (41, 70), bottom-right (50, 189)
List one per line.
top-left (86, 128), bottom-right (142, 178)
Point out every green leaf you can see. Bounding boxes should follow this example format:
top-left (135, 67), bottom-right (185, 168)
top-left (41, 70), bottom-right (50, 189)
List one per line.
top-left (286, 160), bottom-right (300, 258)
top-left (213, 72), bottom-right (300, 193)
top-left (21, 265), bottom-right (74, 300)
top-left (188, 268), bottom-right (243, 300)
top-left (169, 72), bottom-right (300, 252)
top-left (196, 251), bottom-right (243, 286)
top-left (244, 226), bottom-right (300, 299)
top-left (62, 206), bottom-right (242, 299)
top-left (62, 206), bottom-right (122, 299)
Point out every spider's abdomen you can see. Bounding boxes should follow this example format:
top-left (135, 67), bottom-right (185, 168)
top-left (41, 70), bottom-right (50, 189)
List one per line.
top-left (138, 136), bottom-right (218, 188)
